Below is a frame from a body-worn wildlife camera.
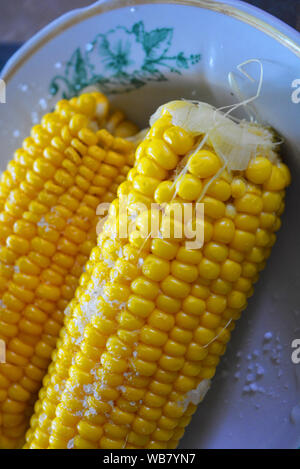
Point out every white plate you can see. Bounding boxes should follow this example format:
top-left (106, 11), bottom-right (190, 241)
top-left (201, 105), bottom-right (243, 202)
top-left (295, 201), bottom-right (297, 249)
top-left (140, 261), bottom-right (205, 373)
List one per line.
top-left (1, 0), bottom-right (300, 449)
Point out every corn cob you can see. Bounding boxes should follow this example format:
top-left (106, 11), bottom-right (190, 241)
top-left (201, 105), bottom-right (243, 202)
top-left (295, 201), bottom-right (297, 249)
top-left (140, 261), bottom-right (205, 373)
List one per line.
top-left (0, 92), bottom-right (138, 449)
top-left (25, 100), bottom-right (290, 449)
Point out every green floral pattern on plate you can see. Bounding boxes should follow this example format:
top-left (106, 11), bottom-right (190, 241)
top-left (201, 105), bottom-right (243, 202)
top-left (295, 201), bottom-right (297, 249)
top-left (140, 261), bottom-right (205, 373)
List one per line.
top-left (49, 21), bottom-right (201, 98)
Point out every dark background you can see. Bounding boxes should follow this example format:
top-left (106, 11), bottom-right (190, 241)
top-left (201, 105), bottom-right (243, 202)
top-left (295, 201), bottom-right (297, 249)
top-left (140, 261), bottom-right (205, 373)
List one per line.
top-left (0, 0), bottom-right (299, 70)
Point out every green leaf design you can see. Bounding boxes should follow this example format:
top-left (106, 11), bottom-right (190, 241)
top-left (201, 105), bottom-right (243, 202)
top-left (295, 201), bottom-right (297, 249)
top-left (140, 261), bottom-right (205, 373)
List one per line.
top-left (176, 52), bottom-right (189, 69)
top-left (49, 21), bottom-right (201, 98)
top-left (131, 21), bottom-right (145, 44)
top-left (65, 49), bottom-right (88, 88)
top-left (143, 28), bottom-right (173, 59)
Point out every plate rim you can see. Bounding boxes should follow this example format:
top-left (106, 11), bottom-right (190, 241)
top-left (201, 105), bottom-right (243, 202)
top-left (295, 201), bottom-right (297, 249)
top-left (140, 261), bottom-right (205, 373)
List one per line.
top-left (1, 0), bottom-right (300, 84)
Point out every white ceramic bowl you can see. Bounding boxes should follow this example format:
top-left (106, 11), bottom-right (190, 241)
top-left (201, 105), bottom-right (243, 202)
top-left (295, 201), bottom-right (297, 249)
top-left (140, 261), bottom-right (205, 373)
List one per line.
top-left (1, 0), bottom-right (300, 449)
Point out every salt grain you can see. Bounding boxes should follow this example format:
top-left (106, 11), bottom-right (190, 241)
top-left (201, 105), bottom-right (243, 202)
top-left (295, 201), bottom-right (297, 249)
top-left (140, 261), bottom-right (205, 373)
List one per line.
top-left (263, 332), bottom-right (273, 342)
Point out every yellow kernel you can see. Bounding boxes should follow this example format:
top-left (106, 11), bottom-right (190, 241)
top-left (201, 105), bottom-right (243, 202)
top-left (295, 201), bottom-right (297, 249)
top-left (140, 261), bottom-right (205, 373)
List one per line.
top-left (175, 312), bottom-right (198, 330)
top-left (246, 182), bottom-right (262, 196)
top-left (9, 338), bottom-right (33, 358)
top-left (163, 401), bottom-right (185, 419)
top-left (69, 114), bottom-right (89, 134)
top-left (161, 275), bottom-right (191, 299)
top-left (128, 295), bottom-right (155, 318)
top-left (137, 156), bottom-right (167, 180)
top-left (204, 241), bottom-right (228, 262)
top-left (131, 358), bottom-right (157, 376)
top-left (148, 309), bottom-right (175, 331)
top-left (32, 236), bottom-right (56, 257)
top-left (104, 282), bottom-right (130, 303)
top-left (203, 196), bottom-right (225, 219)
top-left (235, 214), bottom-right (259, 232)
top-left (194, 326), bottom-right (215, 346)
top-left (148, 116), bottom-right (172, 139)
top-left (111, 408), bottom-right (135, 426)
top-left (234, 277), bottom-right (252, 293)
top-left (246, 156), bottom-right (272, 184)
top-left (202, 355), bottom-right (220, 367)
top-left (171, 260), bottom-right (198, 283)
top-left (77, 93), bottom-right (97, 116)
top-left (278, 162), bottom-right (291, 186)
top-left (262, 191), bottom-right (282, 212)
top-left (139, 405), bottom-right (162, 421)
top-left (101, 352), bottom-right (128, 373)
top-left (259, 212), bottom-right (276, 229)
top-left (176, 246), bottom-right (202, 264)
top-left (206, 178), bottom-right (231, 201)
top-left (206, 294), bottom-right (227, 314)
top-left (92, 316), bottom-right (116, 336)
top-left (114, 259), bottom-right (139, 282)
top-left (151, 238), bottom-right (178, 261)
top-left (231, 177), bottom-right (247, 198)
top-left (126, 431), bottom-right (149, 447)
top-left (230, 230), bottom-right (255, 252)
top-left (245, 246), bottom-right (265, 263)
top-left (36, 284), bottom-right (61, 301)
top-left (255, 228), bottom-right (270, 247)
top-left (73, 436), bottom-right (98, 449)
top-left (221, 259), bottom-right (242, 282)
top-left (228, 248), bottom-right (244, 263)
top-left (228, 290), bottom-right (247, 309)
top-left (157, 415), bottom-right (178, 430)
top-left (8, 383), bottom-right (30, 402)
top-left (95, 385), bottom-right (119, 402)
top-left (188, 149), bottom-right (221, 178)
top-left (159, 354), bottom-right (184, 372)
top-left (211, 278), bottom-right (232, 295)
top-left (198, 257), bottom-right (220, 280)
top-left (154, 180), bottom-right (175, 203)
top-left (150, 381), bottom-right (172, 397)
top-left (191, 283), bottom-right (210, 299)
top-left (7, 235), bottom-right (30, 255)
top-left (186, 342), bottom-right (208, 361)
top-left (263, 165), bottom-right (287, 191)
top-left (146, 139), bottom-right (179, 170)
top-left (174, 375), bottom-right (196, 393)
top-left (235, 193), bottom-right (263, 215)
top-left (163, 126), bottom-right (194, 154)
top-left (242, 261), bottom-right (258, 278)
top-left (182, 295), bottom-right (205, 315)
top-left (156, 294), bottom-right (181, 313)
top-left (13, 220), bottom-right (36, 240)
top-left (176, 174), bottom-right (202, 201)
top-left (200, 312), bottom-right (221, 328)
top-left (132, 416), bottom-right (157, 436)
top-left (131, 276), bottom-right (159, 300)
top-left (118, 312), bottom-right (143, 331)
top-left (141, 325), bottom-right (168, 347)
top-left (54, 168), bottom-right (74, 188)
top-left (77, 420), bottom-right (103, 442)
top-left (78, 127), bottom-right (98, 145)
top-left (136, 344), bottom-right (161, 362)
top-left (142, 255), bottom-right (170, 282)
top-left (170, 327), bottom-right (193, 344)
top-left (133, 174), bottom-right (159, 197)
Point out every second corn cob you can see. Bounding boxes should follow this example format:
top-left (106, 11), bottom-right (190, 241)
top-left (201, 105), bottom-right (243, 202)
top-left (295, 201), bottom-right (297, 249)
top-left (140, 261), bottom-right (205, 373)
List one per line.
top-left (0, 92), bottom-right (138, 448)
top-left (25, 100), bottom-right (290, 449)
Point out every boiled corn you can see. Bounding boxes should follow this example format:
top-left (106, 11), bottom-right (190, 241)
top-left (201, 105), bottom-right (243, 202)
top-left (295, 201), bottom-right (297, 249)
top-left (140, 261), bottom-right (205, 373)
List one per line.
top-left (0, 92), bottom-right (138, 448)
top-left (25, 101), bottom-right (290, 449)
